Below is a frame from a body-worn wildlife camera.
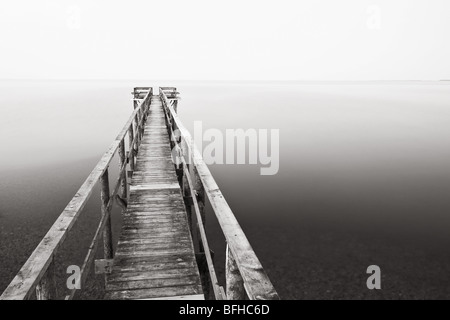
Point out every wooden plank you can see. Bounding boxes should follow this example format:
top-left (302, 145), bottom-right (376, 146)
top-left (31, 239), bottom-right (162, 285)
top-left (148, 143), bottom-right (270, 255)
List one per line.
top-left (105, 285), bottom-right (203, 300)
top-left (129, 183), bottom-right (180, 191)
top-left (120, 229), bottom-right (191, 238)
top-left (112, 262), bottom-right (197, 274)
top-left (122, 216), bottom-right (187, 223)
top-left (108, 268), bottom-right (199, 283)
top-left (125, 199), bottom-right (185, 207)
top-left (122, 219), bottom-right (187, 227)
top-left (106, 275), bottom-right (200, 291)
top-left (118, 232), bottom-right (189, 240)
top-left (112, 253), bottom-right (196, 265)
top-left (115, 243), bottom-right (192, 253)
top-left (123, 210), bottom-right (187, 215)
top-left (117, 237), bottom-right (191, 246)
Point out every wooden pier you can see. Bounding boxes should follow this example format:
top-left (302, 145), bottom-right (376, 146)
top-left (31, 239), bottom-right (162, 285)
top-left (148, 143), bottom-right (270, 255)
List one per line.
top-left (0, 87), bottom-right (278, 300)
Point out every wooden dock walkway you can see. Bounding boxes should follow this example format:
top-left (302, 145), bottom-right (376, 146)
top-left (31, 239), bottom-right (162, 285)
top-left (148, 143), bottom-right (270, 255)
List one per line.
top-left (105, 95), bottom-right (203, 300)
top-left (0, 87), bottom-right (279, 301)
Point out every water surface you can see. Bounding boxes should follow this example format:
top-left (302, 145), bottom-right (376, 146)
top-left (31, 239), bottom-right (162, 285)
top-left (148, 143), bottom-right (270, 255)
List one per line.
top-left (1, 80), bottom-right (450, 299)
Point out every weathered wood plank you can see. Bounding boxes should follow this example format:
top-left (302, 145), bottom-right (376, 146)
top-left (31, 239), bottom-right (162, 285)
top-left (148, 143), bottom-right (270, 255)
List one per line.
top-left (117, 237), bottom-right (191, 246)
top-left (112, 262), bottom-right (197, 274)
top-left (106, 275), bottom-right (200, 291)
top-left (116, 230), bottom-right (190, 240)
top-left (112, 253), bottom-right (196, 265)
top-left (129, 183), bottom-right (180, 191)
top-left (108, 268), bottom-right (199, 283)
top-left (105, 285), bottom-right (203, 300)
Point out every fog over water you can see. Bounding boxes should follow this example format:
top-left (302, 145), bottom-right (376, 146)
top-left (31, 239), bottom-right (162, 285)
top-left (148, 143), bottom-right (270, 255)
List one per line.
top-left (1, 80), bottom-right (450, 299)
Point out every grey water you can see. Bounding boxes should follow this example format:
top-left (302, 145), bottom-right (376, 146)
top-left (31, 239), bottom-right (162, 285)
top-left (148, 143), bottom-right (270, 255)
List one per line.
top-left (1, 80), bottom-right (450, 299)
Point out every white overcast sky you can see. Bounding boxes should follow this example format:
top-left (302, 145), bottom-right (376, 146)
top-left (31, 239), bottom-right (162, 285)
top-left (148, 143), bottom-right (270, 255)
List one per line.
top-left (0, 0), bottom-right (449, 80)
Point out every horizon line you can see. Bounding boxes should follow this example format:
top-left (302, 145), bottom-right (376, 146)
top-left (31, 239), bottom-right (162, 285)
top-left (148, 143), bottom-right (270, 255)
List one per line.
top-left (1, 78), bottom-right (449, 82)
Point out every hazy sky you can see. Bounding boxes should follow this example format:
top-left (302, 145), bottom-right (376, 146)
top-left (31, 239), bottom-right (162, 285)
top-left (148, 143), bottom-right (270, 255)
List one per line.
top-left (0, 0), bottom-right (449, 80)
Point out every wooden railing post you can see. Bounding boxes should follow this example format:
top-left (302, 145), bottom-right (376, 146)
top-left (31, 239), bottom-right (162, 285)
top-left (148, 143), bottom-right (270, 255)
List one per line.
top-left (193, 166), bottom-right (206, 253)
top-left (182, 171), bottom-right (194, 237)
top-left (100, 169), bottom-right (113, 261)
top-left (128, 125), bottom-right (135, 172)
top-left (118, 139), bottom-right (127, 207)
top-left (35, 261), bottom-right (56, 300)
top-left (226, 245), bottom-right (246, 300)
top-left (137, 110), bottom-right (142, 142)
top-left (176, 138), bottom-right (193, 242)
top-left (140, 101), bottom-right (146, 138)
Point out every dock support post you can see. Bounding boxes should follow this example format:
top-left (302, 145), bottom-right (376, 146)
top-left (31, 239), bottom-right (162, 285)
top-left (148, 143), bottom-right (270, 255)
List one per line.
top-left (226, 245), bottom-right (246, 300)
top-left (36, 261), bottom-right (56, 300)
top-left (100, 169), bottom-right (114, 264)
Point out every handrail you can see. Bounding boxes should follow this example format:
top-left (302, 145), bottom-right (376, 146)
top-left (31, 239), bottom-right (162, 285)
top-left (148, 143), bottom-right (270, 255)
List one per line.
top-left (0, 88), bottom-right (153, 300)
top-left (159, 88), bottom-right (279, 300)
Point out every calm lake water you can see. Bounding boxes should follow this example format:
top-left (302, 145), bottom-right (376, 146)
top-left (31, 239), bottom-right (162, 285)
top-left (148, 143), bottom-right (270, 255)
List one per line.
top-left (1, 80), bottom-right (450, 299)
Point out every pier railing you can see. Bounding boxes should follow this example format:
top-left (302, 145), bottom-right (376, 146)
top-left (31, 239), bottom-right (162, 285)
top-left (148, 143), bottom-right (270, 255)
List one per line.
top-left (159, 87), bottom-right (279, 300)
top-left (0, 88), bottom-right (153, 300)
